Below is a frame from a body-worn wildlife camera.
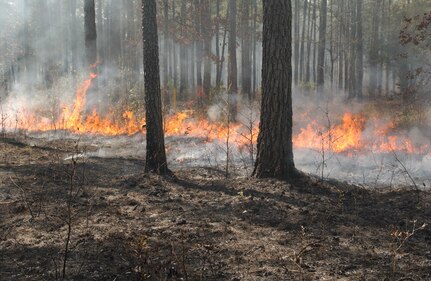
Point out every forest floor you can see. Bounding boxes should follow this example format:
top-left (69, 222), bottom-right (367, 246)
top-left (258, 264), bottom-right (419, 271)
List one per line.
top-left (0, 135), bottom-right (430, 281)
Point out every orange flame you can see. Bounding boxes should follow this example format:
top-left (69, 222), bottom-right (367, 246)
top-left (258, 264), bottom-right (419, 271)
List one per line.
top-left (293, 112), bottom-right (430, 154)
top-left (10, 73), bottom-right (431, 156)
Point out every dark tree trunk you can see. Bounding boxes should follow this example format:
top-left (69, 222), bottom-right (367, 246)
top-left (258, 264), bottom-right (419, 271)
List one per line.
top-left (84, 0), bottom-right (97, 66)
top-left (70, 0), bottom-right (78, 73)
top-left (312, 1), bottom-right (317, 83)
top-left (369, 0), bottom-right (380, 99)
top-left (202, 0), bottom-right (212, 100)
top-left (228, 0), bottom-right (238, 121)
top-left (316, 0), bottom-right (327, 96)
top-left (142, 0), bottom-right (169, 174)
top-left (241, 0), bottom-right (252, 101)
top-left (253, 0), bottom-right (297, 180)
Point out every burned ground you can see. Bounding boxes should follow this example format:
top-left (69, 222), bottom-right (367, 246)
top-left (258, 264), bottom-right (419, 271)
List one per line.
top-left (0, 136), bottom-right (430, 281)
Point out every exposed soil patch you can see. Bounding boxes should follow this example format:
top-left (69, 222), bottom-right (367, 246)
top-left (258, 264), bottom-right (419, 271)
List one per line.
top-left (1, 136), bottom-right (430, 280)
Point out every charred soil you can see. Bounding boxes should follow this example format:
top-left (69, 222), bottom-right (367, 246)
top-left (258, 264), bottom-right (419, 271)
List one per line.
top-left (0, 136), bottom-right (430, 280)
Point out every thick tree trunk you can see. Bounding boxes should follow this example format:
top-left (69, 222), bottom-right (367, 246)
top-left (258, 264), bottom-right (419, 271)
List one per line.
top-left (84, 0), bottom-right (97, 66)
top-left (253, 0), bottom-right (296, 180)
top-left (142, 0), bottom-right (169, 174)
top-left (228, 0), bottom-right (238, 121)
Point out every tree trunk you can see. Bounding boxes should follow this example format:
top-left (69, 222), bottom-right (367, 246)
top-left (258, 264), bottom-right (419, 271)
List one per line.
top-left (252, 0), bottom-right (258, 95)
top-left (228, 0), bottom-right (238, 121)
top-left (253, 0), bottom-right (297, 180)
top-left (163, 0), bottom-right (169, 87)
top-left (316, 0), bottom-right (327, 96)
top-left (180, 1), bottom-right (188, 97)
top-left (293, 0), bottom-right (300, 85)
top-left (84, 0), bottom-right (97, 66)
top-left (299, 0), bottom-right (308, 83)
top-left (355, 0), bottom-right (363, 100)
top-left (142, 0), bottom-right (169, 174)
top-left (241, 0), bottom-right (252, 101)
top-left (202, 0), bottom-right (212, 100)
top-left (215, 0), bottom-right (221, 87)
top-left (369, 0), bottom-right (380, 99)
top-left (305, 0), bottom-right (313, 83)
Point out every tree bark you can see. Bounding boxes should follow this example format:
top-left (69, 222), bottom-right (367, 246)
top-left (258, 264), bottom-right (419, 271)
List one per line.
top-left (142, 0), bottom-right (169, 174)
top-left (299, 0), bottom-right (308, 83)
top-left (317, 0), bottom-right (327, 96)
top-left (293, 0), bottom-right (300, 85)
top-left (241, 0), bottom-right (252, 101)
top-left (228, 0), bottom-right (238, 121)
top-left (180, 1), bottom-right (188, 97)
top-left (355, 0), bottom-right (363, 100)
top-left (202, 0), bottom-right (212, 100)
top-left (84, 0), bottom-right (97, 66)
top-left (253, 0), bottom-right (297, 180)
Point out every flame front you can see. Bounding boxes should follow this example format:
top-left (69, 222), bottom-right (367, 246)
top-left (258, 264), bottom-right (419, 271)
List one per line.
top-left (9, 73), bottom-right (431, 156)
top-left (293, 112), bottom-right (430, 154)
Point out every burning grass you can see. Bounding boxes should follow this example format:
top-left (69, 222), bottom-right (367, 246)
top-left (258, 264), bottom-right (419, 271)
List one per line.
top-left (1, 73), bottom-right (430, 158)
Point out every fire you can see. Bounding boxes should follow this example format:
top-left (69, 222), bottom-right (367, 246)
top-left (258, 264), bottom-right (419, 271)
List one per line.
top-left (8, 73), bottom-right (431, 156)
top-left (293, 112), bottom-right (430, 155)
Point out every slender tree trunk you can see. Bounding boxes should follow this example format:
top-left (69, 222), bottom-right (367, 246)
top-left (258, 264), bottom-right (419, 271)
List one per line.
top-left (142, 0), bottom-right (169, 174)
top-left (293, 0), bottom-right (300, 85)
top-left (215, 0), bottom-right (221, 87)
top-left (228, 0), bottom-right (238, 121)
top-left (252, 0), bottom-right (257, 95)
top-left (84, 0), bottom-right (97, 66)
top-left (163, 0), bottom-right (169, 86)
top-left (369, 0), bottom-right (380, 99)
top-left (355, 0), bottom-right (363, 100)
top-left (348, 0), bottom-right (356, 99)
top-left (337, 1), bottom-right (345, 91)
top-left (172, 0), bottom-right (178, 90)
top-left (312, 1), bottom-right (317, 84)
top-left (241, 0), bottom-right (252, 101)
top-left (299, 0), bottom-right (308, 83)
top-left (316, 0), bottom-right (327, 97)
top-left (194, 0), bottom-right (203, 102)
top-left (253, 0), bottom-right (297, 180)
top-left (305, 0), bottom-right (313, 83)
top-left (180, 1), bottom-right (188, 97)
top-left (202, 0), bottom-right (212, 99)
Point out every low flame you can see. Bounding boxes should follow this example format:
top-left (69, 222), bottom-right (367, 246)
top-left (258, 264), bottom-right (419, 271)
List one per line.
top-left (293, 112), bottom-right (430, 154)
top-left (8, 73), bottom-right (431, 156)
